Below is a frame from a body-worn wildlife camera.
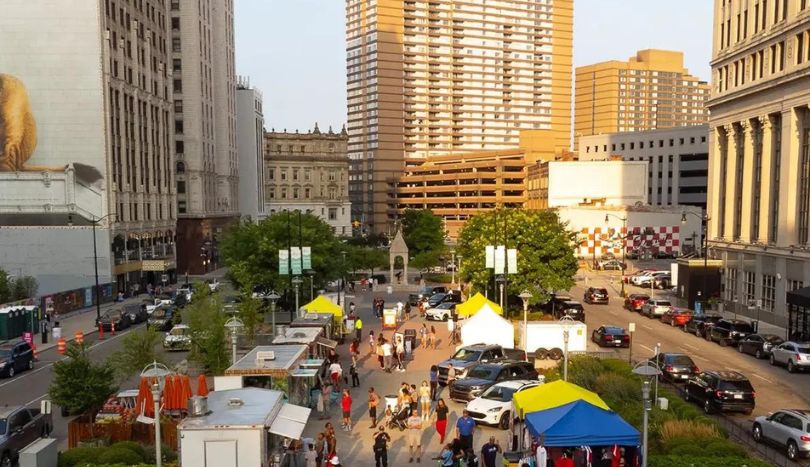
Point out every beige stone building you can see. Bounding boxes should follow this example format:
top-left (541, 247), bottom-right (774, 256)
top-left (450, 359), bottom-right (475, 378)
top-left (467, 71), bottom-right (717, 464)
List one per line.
top-left (346, 0), bottom-right (573, 233)
top-left (575, 49), bottom-right (710, 140)
top-left (708, 0), bottom-right (810, 331)
top-left (264, 127), bottom-right (352, 236)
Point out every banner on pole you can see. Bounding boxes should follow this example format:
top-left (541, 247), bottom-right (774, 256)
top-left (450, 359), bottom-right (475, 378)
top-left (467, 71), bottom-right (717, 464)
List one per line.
top-left (485, 245), bottom-right (495, 269)
top-left (494, 246), bottom-right (506, 274)
top-left (507, 249), bottom-right (518, 274)
top-left (291, 247), bottom-right (302, 275)
top-left (302, 246), bottom-right (312, 270)
top-left (279, 249), bottom-right (289, 275)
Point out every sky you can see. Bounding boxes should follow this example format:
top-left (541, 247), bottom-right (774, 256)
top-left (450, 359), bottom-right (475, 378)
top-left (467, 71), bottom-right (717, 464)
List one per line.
top-left (235, 0), bottom-right (714, 132)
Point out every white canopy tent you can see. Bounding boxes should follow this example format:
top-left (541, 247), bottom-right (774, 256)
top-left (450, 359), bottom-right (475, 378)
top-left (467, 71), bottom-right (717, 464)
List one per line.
top-left (460, 303), bottom-right (515, 349)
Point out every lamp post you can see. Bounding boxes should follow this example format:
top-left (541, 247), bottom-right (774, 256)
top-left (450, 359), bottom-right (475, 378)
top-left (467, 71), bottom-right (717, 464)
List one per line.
top-left (560, 315), bottom-right (575, 381)
top-left (496, 275), bottom-right (506, 313)
top-left (140, 361), bottom-right (171, 467)
top-left (450, 250), bottom-right (456, 286)
top-left (225, 317), bottom-right (244, 365)
top-left (292, 276), bottom-right (303, 318)
top-left (605, 214), bottom-right (628, 297)
top-left (519, 291), bottom-right (532, 351)
top-left (682, 211), bottom-right (710, 310)
top-left (268, 290), bottom-right (280, 334)
top-left (456, 254), bottom-right (463, 291)
top-left (69, 212), bottom-right (117, 322)
top-left (632, 362), bottom-right (662, 467)
top-left (306, 269), bottom-right (315, 301)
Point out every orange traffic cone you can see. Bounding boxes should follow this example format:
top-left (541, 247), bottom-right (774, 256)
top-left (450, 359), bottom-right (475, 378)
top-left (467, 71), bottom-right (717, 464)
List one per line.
top-left (99, 323), bottom-right (105, 340)
top-left (31, 341), bottom-right (38, 361)
top-left (111, 322), bottom-right (116, 336)
top-left (74, 331), bottom-right (84, 346)
top-left (57, 337), bottom-right (66, 355)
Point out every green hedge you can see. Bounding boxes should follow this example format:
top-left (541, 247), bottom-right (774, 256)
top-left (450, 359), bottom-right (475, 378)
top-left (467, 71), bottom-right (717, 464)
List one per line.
top-left (649, 455), bottom-right (773, 467)
top-left (58, 442), bottom-right (177, 467)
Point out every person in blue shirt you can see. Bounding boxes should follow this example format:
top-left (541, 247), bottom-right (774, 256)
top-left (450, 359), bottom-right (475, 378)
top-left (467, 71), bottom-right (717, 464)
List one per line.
top-left (439, 443), bottom-right (455, 467)
top-left (429, 365), bottom-right (439, 401)
top-left (455, 409), bottom-right (476, 452)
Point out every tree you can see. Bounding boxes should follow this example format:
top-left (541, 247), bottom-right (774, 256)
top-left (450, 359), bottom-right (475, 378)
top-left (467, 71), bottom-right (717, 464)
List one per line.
top-left (0, 270), bottom-right (10, 304)
top-left (107, 328), bottom-right (166, 381)
top-left (401, 209), bottom-right (446, 257)
top-left (49, 344), bottom-right (118, 415)
top-left (237, 293), bottom-right (262, 347)
top-left (456, 209), bottom-right (579, 305)
top-left (184, 293), bottom-right (230, 375)
top-left (0, 269), bottom-right (38, 303)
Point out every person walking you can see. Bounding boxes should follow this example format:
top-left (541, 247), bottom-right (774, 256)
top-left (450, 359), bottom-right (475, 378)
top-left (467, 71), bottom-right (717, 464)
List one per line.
top-left (373, 425), bottom-right (392, 467)
top-left (455, 410), bottom-right (476, 453)
top-left (419, 381), bottom-right (431, 420)
top-left (480, 436), bottom-right (502, 467)
top-left (446, 363), bottom-right (456, 388)
top-left (304, 443), bottom-right (318, 467)
top-left (429, 325), bottom-right (437, 349)
top-left (434, 398), bottom-right (449, 444)
top-left (315, 433), bottom-right (327, 466)
top-left (329, 361), bottom-right (343, 390)
top-left (341, 389), bottom-right (353, 432)
top-left (429, 365), bottom-right (439, 401)
top-left (369, 330), bottom-right (376, 354)
top-left (404, 302), bottom-right (412, 320)
top-left (406, 408), bottom-right (423, 463)
top-left (395, 336), bottom-right (406, 372)
top-left (382, 339), bottom-right (393, 372)
top-left (376, 338), bottom-right (385, 369)
top-left (419, 324), bottom-right (428, 349)
top-left (349, 363), bottom-right (359, 388)
top-left (355, 317), bottom-right (363, 341)
top-left (368, 387), bottom-right (380, 428)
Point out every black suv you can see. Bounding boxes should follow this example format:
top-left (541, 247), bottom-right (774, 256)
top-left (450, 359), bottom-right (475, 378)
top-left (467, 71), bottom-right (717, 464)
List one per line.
top-left (409, 286), bottom-right (448, 305)
top-left (709, 319), bottom-right (755, 346)
top-left (684, 370), bottom-right (756, 415)
top-left (552, 301), bottom-right (585, 322)
top-left (0, 341), bottom-right (35, 378)
top-left (583, 288), bottom-right (609, 305)
top-left (448, 361), bottom-right (538, 402)
top-left (683, 314), bottom-right (724, 338)
top-left (650, 352), bottom-right (699, 382)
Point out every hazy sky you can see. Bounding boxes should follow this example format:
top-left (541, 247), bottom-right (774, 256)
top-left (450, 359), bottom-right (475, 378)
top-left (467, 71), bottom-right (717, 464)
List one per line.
top-left (235, 0), bottom-right (713, 132)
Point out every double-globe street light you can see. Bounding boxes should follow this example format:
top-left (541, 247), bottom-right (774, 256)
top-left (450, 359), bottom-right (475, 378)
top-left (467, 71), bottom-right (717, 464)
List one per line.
top-left (224, 317), bottom-right (245, 365)
top-left (519, 290), bottom-right (532, 352)
top-left (140, 361), bottom-right (172, 467)
top-left (632, 361), bottom-right (662, 467)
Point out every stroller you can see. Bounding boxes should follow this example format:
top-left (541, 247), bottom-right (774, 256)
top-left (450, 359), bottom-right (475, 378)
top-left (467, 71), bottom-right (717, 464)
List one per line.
top-left (387, 403), bottom-right (410, 431)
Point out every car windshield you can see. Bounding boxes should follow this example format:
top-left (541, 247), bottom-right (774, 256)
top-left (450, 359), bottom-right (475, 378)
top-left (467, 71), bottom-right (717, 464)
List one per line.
top-left (437, 303), bottom-right (454, 309)
top-left (594, 289), bottom-right (607, 294)
top-left (467, 367), bottom-right (498, 380)
top-left (481, 385), bottom-right (517, 402)
top-left (763, 335), bottom-right (784, 343)
top-left (451, 349), bottom-right (482, 362)
top-left (420, 288), bottom-right (433, 295)
top-left (633, 295), bottom-right (650, 300)
top-left (656, 301), bottom-right (672, 306)
top-left (152, 309), bottom-right (167, 318)
top-left (431, 294), bottom-right (446, 302)
top-left (604, 327), bottom-right (625, 335)
top-left (169, 328), bottom-right (187, 336)
top-left (719, 379), bottom-right (753, 392)
top-left (666, 355), bottom-right (694, 366)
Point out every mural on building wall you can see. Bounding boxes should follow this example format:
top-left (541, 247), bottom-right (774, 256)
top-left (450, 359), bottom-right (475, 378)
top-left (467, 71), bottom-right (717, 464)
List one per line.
top-left (577, 226), bottom-right (681, 258)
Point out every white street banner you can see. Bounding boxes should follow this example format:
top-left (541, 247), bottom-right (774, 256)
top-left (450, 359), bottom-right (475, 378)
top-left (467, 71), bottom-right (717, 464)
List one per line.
top-left (291, 247), bottom-right (302, 275)
top-left (507, 248), bottom-right (517, 274)
top-left (485, 245), bottom-right (495, 269)
top-left (279, 249), bottom-right (289, 275)
top-left (302, 246), bottom-right (312, 270)
top-left (494, 245), bottom-right (506, 274)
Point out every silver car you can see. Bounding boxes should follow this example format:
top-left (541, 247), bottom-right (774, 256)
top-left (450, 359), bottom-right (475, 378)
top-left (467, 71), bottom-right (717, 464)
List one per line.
top-left (753, 409), bottom-right (810, 460)
top-left (769, 341), bottom-right (810, 373)
top-left (641, 299), bottom-right (672, 318)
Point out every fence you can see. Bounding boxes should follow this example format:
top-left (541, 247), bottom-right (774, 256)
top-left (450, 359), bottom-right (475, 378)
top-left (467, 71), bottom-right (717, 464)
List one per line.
top-left (68, 416), bottom-right (178, 450)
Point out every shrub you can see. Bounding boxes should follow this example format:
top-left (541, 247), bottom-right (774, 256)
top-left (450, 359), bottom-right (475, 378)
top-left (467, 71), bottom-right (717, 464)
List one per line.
top-left (566, 355), bottom-right (605, 390)
top-left (660, 420), bottom-right (721, 446)
top-left (58, 447), bottom-right (102, 467)
top-left (96, 447), bottom-right (144, 465)
top-left (594, 372), bottom-right (640, 406)
top-left (649, 455), bottom-right (772, 467)
top-left (110, 441), bottom-right (146, 460)
top-left (142, 444), bottom-right (178, 463)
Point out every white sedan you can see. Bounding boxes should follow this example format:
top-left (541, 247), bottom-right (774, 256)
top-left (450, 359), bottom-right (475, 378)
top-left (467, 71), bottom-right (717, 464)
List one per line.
top-left (465, 380), bottom-right (542, 429)
top-left (425, 302), bottom-right (457, 321)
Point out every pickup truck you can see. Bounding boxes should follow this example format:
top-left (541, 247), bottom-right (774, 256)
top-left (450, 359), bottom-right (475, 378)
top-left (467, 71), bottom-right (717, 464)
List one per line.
top-left (436, 344), bottom-right (526, 386)
top-left (0, 406), bottom-right (52, 465)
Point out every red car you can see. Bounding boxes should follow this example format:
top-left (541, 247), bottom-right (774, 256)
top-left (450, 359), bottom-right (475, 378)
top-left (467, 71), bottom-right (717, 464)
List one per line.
top-left (661, 308), bottom-right (693, 327)
top-left (624, 293), bottom-right (650, 312)
top-left (623, 269), bottom-right (655, 284)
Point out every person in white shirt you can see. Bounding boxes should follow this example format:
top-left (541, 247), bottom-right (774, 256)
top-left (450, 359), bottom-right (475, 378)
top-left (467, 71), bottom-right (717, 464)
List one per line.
top-left (381, 340), bottom-right (393, 372)
top-left (329, 362), bottom-right (343, 390)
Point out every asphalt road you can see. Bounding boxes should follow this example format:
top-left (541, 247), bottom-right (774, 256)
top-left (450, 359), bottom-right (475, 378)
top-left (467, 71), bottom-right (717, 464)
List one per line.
top-left (0, 323), bottom-right (189, 446)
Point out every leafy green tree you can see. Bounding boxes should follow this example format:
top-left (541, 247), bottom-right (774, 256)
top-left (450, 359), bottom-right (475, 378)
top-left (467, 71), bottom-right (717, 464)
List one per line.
top-left (11, 276), bottom-right (38, 300)
top-left (49, 344), bottom-right (118, 415)
top-left (456, 209), bottom-right (578, 305)
top-left (401, 209), bottom-right (446, 257)
top-left (410, 250), bottom-right (443, 271)
top-left (0, 270), bottom-right (10, 303)
top-left (184, 293), bottom-right (230, 375)
top-left (345, 245), bottom-right (388, 276)
top-left (107, 328), bottom-right (166, 381)
top-left (237, 293), bottom-right (263, 346)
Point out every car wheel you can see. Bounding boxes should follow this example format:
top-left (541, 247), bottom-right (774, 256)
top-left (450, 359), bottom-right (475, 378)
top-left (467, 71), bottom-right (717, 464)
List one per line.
top-left (788, 360), bottom-right (796, 373)
top-left (719, 338), bottom-right (728, 347)
top-left (703, 400), bottom-right (714, 414)
top-left (737, 344), bottom-right (744, 353)
top-left (683, 387), bottom-right (691, 402)
top-left (8, 367), bottom-right (14, 378)
top-left (770, 354), bottom-right (776, 366)
top-left (442, 314), bottom-right (448, 322)
top-left (499, 411), bottom-right (510, 430)
top-left (787, 440), bottom-right (799, 461)
top-left (755, 349), bottom-right (763, 359)
top-left (752, 424), bottom-right (762, 443)
top-left (695, 329), bottom-right (702, 338)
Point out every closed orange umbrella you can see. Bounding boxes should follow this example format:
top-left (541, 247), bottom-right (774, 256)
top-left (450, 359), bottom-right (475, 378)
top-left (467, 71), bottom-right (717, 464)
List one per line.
top-left (136, 377), bottom-right (155, 418)
top-left (173, 374), bottom-right (184, 410)
top-left (197, 374), bottom-right (209, 397)
top-left (163, 375), bottom-right (176, 411)
top-left (181, 374), bottom-right (193, 409)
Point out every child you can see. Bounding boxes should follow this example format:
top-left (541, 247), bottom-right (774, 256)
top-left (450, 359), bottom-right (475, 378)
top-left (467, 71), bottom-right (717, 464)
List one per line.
top-left (382, 406), bottom-right (394, 427)
top-left (368, 330), bottom-right (376, 354)
top-left (350, 363), bottom-right (360, 388)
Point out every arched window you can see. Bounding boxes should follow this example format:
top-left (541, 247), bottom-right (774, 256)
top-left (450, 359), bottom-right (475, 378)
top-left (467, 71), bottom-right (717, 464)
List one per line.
top-left (176, 161), bottom-right (186, 174)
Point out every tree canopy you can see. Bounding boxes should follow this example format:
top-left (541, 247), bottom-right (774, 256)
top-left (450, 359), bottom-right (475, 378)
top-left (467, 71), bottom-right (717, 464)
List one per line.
top-left (0, 269), bottom-right (38, 304)
top-left (456, 209), bottom-right (578, 304)
top-left (401, 209), bottom-right (446, 257)
top-left (49, 344), bottom-right (118, 415)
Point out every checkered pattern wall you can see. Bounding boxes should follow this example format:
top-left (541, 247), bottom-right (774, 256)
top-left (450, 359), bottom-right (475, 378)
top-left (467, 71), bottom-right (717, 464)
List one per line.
top-left (576, 226), bottom-right (680, 257)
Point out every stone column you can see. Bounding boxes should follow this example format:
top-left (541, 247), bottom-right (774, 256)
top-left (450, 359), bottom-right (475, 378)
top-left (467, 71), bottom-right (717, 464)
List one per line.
top-left (778, 107), bottom-right (802, 247)
top-left (757, 115), bottom-right (773, 243)
top-left (740, 119), bottom-right (755, 242)
top-left (707, 126), bottom-right (725, 239)
top-left (724, 124), bottom-right (739, 240)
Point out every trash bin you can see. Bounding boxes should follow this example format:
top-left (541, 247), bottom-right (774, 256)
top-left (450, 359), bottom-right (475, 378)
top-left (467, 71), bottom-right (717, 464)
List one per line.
top-left (52, 322), bottom-right (61, 340)
top-left (386, 285), bottom-right (393, 295)
top-left (385, 395), bottom-right (398, 411)
top-left (404, 329), bottom-right (417, 356)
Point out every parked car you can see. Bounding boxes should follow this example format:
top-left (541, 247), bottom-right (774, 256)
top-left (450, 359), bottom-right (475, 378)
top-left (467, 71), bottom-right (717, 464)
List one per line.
top-left (147, 306), bottom-right (174, 332)
top-left (583, 287), bottom-right (609, 305)
top-left (123, 304), bottom-right (148, 324)
top-left (207, 279), bottom-right (220, 292)
top-left (591, 326), bottom-right (630, 348)
top-left (651, 352), bottom-right (699, 382)
top-left (634, 271), bottom-right (670, 287)
top-left (660, 308), bottom-right (693, 327)
top-left (640, 299), bottom-right (672, 319)
top-left (163, 324), bottom-right (192, 351)
top-left (0, 405), bottom-right (52, 465)
top-left (624, 294), bottom-right (650, 312)
top-left (0, 342), bottom-right (34, 378)
top-left (683, 370), bottom-right (756, 415)
top-left (753, 409), bottom-right (810, 460)
top-left (708, 319), bottom-right (755, 346)
top-left (653, 274), bottom-right (672, 289)
top-left (769, 341), bottom-right (810, 373)
top-left (96, 310), bottom-right (131, 332)
top-left (437, 344), bottom-right (527, 385)
top-left (409, 286), bottom-right (448, 306)
top-left (541, 293), bottom-right (573, 315)
top-left (683, 314), bottom-right (724, 338)
top-left (449, 361), bottom-right (538, 402)
top-left (552, 301), bottom-right (586, 322)
top-left (737, 334), bottom-right (785, 359)
top-left (425, 302), bottom-right (457, 321)
top-left (623, 269), bottom-right (654, 284)
top-left (597, 259), bottom-right (625, 271)
top-left (465, 380), bottom-right (542, 429)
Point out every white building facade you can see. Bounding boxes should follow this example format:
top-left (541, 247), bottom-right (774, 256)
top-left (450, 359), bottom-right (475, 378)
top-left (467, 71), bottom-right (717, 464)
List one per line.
top-left (236, 78), bottom-right (265, 222)
top-left (542, 160), bottom-right (649, 208)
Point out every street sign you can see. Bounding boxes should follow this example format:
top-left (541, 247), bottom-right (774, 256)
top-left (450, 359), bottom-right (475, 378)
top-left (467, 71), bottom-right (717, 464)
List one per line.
top-left (485, 245), bottom-right (495, 269)
top-left (494, 246), bottom-right (505, 274)
top-left (290, 247), bottom-right (302, 275)
top-left (279, 249), bottom-right (289, 275)
top-left (302, 247), bottom-right (311, 270)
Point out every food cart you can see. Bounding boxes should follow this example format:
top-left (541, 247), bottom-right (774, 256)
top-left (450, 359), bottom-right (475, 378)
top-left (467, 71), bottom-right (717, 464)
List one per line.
top-left (272, 326), bottom-right (337, 360)
top-left (223, 345), bottom-right (317, 408)
top-left (382, 308), bottom-right (398, 330)
top-left (297, 295), bottom-right (346, 341)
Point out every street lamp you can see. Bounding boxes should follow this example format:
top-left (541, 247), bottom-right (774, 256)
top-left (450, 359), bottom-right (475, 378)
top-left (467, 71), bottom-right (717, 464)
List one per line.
top-left (450, 250), bottom-right (456, 286)
top-left (495, 275), bottom-right (506, 313)
top-left (292, 276), bottom-right (304, 318)
top-left (519, 291), bottom-right (532, 351)
top-left (68, 212), bottom-right (117, 322)
top-left (560, 315), bottom-right (575, 381)
top-left (632, 361), bottom-right (662, 467)
top-left (268, 290), bottom-right (280, 335)
top-left (224, 317), bottom-right (245, 365)
top-left (605, 214), bottom-right (628, 297)
top-left (682, 211), bottom-right (711, 311)
top-left (140, 361), bottom-right (171, 467)
top-left (306, 269), bottom-right (315, 301)
top-left (456, 254), bottom-right (463, 291)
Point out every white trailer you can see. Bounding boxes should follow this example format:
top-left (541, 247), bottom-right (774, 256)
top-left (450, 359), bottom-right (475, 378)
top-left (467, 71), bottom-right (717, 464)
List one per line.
top-left (520, 321), bottom-right (588, 360)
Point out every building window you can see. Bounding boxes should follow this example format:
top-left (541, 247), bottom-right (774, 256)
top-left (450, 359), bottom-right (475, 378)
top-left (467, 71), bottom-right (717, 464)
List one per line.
top-left (177, 181), bottom-right (185, 194)
top-left (178, 201), bottom-right (186, 214)
top-left (281, 188), bottom-right (287, 199)
top-left (176, 161), bottom-right (185, 173)
top-left (293, 188), bottom-right (299, 199)
top-left (724, 267), bottom-right (738, 301)
top-left (305, 188), bottom-right (311, 198)
top-left (268, 169), bottom-right (274, 180)
top-left (304, 169), bottom-right (311, 181)
top-left (789, 280), bottom-right (805, 303)
top-left (174, 100), bottom-right (183, 113)
top-left (762, 274), bottom-right (776, 312)
top-left (281, 170), bottom-right (287, 181)
top-left (293, 168), bottom-right (299, 181)
top-left (752, 122), bottom-right (763, 240)
top-left (329, 172), bottom-right (336, 182)
top-left (328, 208), bottom-right (337, 221)
top-left (771, 114), bottom-right (782, 243)
top-left (799, 123), bottom-right (810, 244)
top-left (734, 127), bottom-right (744, 239)
top-left (744, 271), bottom-right (756, 304)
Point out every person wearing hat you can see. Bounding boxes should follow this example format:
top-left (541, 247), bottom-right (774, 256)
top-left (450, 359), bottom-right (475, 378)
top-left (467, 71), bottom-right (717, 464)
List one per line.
top-left (329, 455), bottom-right (342, 466)
top-left (373, 425), bottom-right (392, 467)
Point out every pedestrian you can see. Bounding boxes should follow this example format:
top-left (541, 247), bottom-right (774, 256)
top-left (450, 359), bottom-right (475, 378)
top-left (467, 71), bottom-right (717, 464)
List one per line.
top-left (341, 389), bottom-right (353, 432)
top-left (446, 363), bottom-right (456, 388)
top-left (480, 436), bottom-right (501, 467)
top-left (350, 363), bottom-right (359, 388)
top-left (315, 433), bottom-right (327, 466)
top-left (382, 406), bottom-right (393, 427)
top-left (409, 384), bottom-right (419, 408)
top-left (349, 302), bottom-right (356, 315)
top-left (329, 361), bottom-right (343, 390)
top-left (557, 451), bottom-right (574, 467)
top-left (382, 339), bottom-right (393, 372)
top-left (404, 302), bottom-right (412, 320)
top-left (373, 425), bottom-right (392, 467)
top-left (376, 338), bottom-right (385, 369)
top-left (369, 330), bottom-right (376, 354)
top-left (429, 365), bottom-right (439, 401)
top-left (447, 317), bottom-right (455, 341)
top-left (395, 336), bottom-right (406, 372)
top-left (419, 380), bottom-right (431, 420)
top-left (327, 348), bottom-right (339, 364)
top-left (396, 301), bottom-right (404, 322)
top-left (439, 443), bottom-right (455, 467)
top-left (355, 316), bottom-right (363, 341)
top-left (305, 443), bottom-right (318, 467)
top-left (324, 422), bottom-right (337, 454)
top-left (455, 410), bottom-right (476, 453)
top-left (368, 387), bottom-right (380, 428)
top-left (434, 398), bottom-right (449, 444)
top-left (419, 324), bottom-right (428, 349)
top-left (429, 325), bottom-right (437, 349)
top-left (406, 408), bottom-right (423, 463)
top-left (349, 339), bottom-right (359, 366)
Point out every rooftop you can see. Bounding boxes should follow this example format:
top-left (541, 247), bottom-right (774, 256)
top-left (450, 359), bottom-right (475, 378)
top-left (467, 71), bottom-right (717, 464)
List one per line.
top-left (179, 387), bottom-right (283, 429)
top-left (225, 344), bottom-right (308, 376)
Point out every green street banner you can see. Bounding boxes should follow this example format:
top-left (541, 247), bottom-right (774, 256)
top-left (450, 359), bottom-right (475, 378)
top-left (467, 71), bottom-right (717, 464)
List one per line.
top-left (302, 246), bottom-right (311, 270)
top-left (279, 249), bottom-right (289, 275)
top-left (291, 247), bottom-right (302, 275)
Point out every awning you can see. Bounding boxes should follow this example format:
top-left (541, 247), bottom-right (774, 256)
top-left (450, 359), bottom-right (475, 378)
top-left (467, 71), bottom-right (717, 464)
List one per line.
top-left (456, 292), bottom-right (503, 317)
top-left (268, 403), bottom-right (311, 440)
top-left (301, 295), bottom-right (343, 317)
top-left (524, 400), bottom-right (640, 447)
top-left (513, 380), bottom-right (609, 415)
top-left (315, 336), bottom-right (338, 349)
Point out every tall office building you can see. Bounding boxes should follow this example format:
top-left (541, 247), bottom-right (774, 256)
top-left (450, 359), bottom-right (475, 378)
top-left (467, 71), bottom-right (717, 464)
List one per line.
top-left (575, 49), bottom-right (710, 140)
top-left (346, 0), bottom-right (574, 232)
top-left (171, 0), bottom-right (238, 275)
top-left (0, 0), bottom-right (177, 298)
top-left (708, 0), bottom-right (810, 336)
top-left (236, 77), bottom-right (265, 222)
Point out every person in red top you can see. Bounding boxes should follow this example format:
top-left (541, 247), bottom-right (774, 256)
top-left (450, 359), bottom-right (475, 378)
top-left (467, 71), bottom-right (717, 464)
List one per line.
top-left (556, 451), bottom-right (575, 467)
top-left (341, 388), bottom-right (353, 432)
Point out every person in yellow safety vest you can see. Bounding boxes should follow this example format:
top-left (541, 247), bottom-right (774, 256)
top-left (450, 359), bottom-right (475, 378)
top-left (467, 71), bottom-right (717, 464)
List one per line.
top-left (355, 317), bottom-right (363, 341)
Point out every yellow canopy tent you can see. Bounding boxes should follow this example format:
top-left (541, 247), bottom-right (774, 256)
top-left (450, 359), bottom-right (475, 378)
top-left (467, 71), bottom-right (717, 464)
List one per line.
top-left (301, 295), bottom-right (344, 317)
top-left (456, 292), bottom-right (503, 317)
top-left (513, 380), bottom-right (610, 415)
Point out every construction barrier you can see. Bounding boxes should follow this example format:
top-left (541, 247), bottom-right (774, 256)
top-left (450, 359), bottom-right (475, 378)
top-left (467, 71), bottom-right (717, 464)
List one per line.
top-left (57, 337), bottom-right (66, 355)
top-left (74, 331), bottom-right (84, 345)
top-left (99, 324), bottom-right (105, 340)
top-left (111, 322), bottom-right (116, 336)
